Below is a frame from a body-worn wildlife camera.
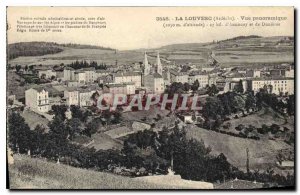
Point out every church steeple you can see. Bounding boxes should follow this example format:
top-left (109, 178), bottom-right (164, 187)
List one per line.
top-left (143, 52), bottom-right (150, 76)
top-left (156, 51), bottom-right (162, 75)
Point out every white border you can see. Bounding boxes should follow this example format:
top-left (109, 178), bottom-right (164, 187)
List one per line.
top-left (1, 0), bottom-right (298, 194)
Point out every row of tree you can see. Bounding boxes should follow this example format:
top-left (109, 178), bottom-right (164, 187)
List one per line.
top-left (8, 111), bottom-right (294, 186)
top-left (69, 60), bottom-right (107, 70)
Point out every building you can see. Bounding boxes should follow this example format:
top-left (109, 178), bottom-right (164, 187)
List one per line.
top-left (114, 72), bottom-right (142, 87)
top-left (251, 77), bottom-right (294, 95)
top-left (188, 71), bottom-right (209, 88)
top-left (75, 71), bottom-right (86, 84)
top-left (169, 69), bottom-right (189, 83)
top-left (82, 67), bottom-right (97, 83)
top-left (285, 66), bottom-right (294, 78)
top-left (144, 73), bottom-right (165, 94)
top-left (25, 87), bottom-right (50, 112)
top-left (142, 52), bottom-right (165, 94)
top-left (38, 69), bottom-right (56, 79)
top-left (63, 67), bottom-right (75, 81)
top-left (208, 75), bottom-right (218, 86)
top-left (96, 70), bottom-right (111, 78)
top-left (103, 82), bottom-right (136, 95)
top-left (64, 89), bottom-right (79, 106)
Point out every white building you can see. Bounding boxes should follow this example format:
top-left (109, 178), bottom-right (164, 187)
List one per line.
top-left (188, 71), bottom-right (209, 88)
top-left (144, 73), bottom-right (165, 94)
top-left (25, 87), bottom-right (50, 112)
top-left (114, 72), bottom-right (142, 87)
top-left (82, 67), bottom-right (97, 83)
top-left (142, 52), bottom-right (165, 94)
top-left (96, 70), bottom-right (111, 78)
top-left (169, 69), bottom-right (189, 83)
top-left (38, 69), bottom-right (56, 79)
top-left (63, 67), bottom-right (75, 81)
top-left (75, 71), bottom-right (86, 84)
top-left (103, 82), bottom-right (136, 95)
top-left (285, 67), bottom-right (294, 78)
top-left (251, 77), bottom-right (294, 95)
top-left (64, 89), bottom-right (79, 106)
top-left (253, 70), bottom-right (261, 78)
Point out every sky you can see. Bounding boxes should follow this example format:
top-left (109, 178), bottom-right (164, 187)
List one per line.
top-left (7, 7), bottom-right (294, 50)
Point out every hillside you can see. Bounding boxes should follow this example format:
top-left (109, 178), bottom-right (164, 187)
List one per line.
top-left (8, 154), bottom-right (213, 189)
top-left (7, 36), bottom-right (294, 67)
top-left (8, 42), bottom-right (114, 61)
top-left (186, 123), bottom-right (292, 174)
top-left (155, 35), bottom-right (294, 67)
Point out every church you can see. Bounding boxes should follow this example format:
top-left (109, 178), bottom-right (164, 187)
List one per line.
top-left (143, 52), bottom-right (165, 94)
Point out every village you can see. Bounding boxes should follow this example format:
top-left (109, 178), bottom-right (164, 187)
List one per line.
top-left (7, 38), bottom-right (295, 189)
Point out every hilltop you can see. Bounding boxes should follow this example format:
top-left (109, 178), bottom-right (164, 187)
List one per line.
top-left (8, 42), bottom-right (114, 60)
top-left (7, 35), bottom-right (294, 67)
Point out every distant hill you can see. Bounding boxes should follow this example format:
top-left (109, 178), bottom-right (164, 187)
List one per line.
top-left (8, 42), bottom-right (115, 60)
top-left (8, 42), bottom-right (63, 60)
top-left (219, 35), bottom-right (262, 43)
top-left (59, 43), bottom-right (114, 50)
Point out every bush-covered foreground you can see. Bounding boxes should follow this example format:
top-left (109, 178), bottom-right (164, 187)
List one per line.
top-left (9, 154), bottom-right (174, 189)
top-left (8, 111), bottom-right (294, 188)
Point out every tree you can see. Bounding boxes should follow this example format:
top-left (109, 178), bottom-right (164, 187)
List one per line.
top-left (8, 112), bottom-right (31, 153)
top-left (70, 105), bottom-right (90, 122)
top-left (15, 65), bottom-right (22, 73)
top-left (183, 83), bottom-right (191, 92)
top-left (191, 80), bottom-right (200, 92)
top-left (202, 96), bottom-right (224, 119)
top-left (234, 80), bottom-right (244, 93)
top-left (245, 92), bottom-right (256, 111)
top-left (287, 95), bottom-right (295, 115)
top-left (84, 118), bottom-right (102, 137)
top-left (66, 118), bottom-right (83, 139)
top-left (207, 84), bottom-right (219, 96)
top-left (48, 115), bottom-right (68, 139)
top-left (51, 105), bottom-right (68, 120)
top-left (41, 73), bottom-right (46, 80)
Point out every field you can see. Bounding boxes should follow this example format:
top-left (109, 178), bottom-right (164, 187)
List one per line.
top-left (8, 36), bottom-right (294, 68)
top-left (8, 48), bottom-right (158, 67)
top-left (8, 154), bottom-right (212, 189)
top-left (186, 124), bottom-right (292, 174)
top-left (20, 109), bottom-right (50, 130)
top-left (220, 107), bottom-right (294, 136)
top-left (88, 132), bottom-right (123, 150)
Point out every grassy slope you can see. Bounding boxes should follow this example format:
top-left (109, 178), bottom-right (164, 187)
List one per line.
top-left (8, 36), bottom-right (294, 67)
top-left (9, 154), bottom-right (178, 189)
top-left (186, 124), bottom-right (291, 172)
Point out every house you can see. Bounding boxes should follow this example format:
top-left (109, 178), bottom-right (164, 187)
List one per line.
top-left (63, 67), bottom-right (75, 81)
top-left (64, 89), bottom-right (79, 106)
top-left (78, 86), bottom-right (101, 107)
top-left (114, 72), bottom-right (142, 87)
top-left (81, 67), bottom-right (97, 83)
top-left (188, 71), bottom-right (209, 88)
top-left (75, 71), bottom-right (86, 84)
top-left (25, 87), bottom-right (50, 112)
top-left (103, 83), bottom-right (136, 95)
top-left (169, 69), bottom-right (189, 83)
top-left (96, 69), bottom-right (111, 78)
top-left (250, 77), bottom-right (294, 95)
top-left (178, 113), bottom-right (194, 124)
top-left (38, 69), bottom-right (56, 79)
top-left (144, 73), bottom-right (165, 94)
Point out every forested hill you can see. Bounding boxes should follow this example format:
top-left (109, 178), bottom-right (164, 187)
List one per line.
top-left (8, 42), bottom-right (115, 60)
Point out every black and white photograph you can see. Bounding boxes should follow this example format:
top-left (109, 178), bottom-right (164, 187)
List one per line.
top-left (5, 6), bottom-right (295, 190)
